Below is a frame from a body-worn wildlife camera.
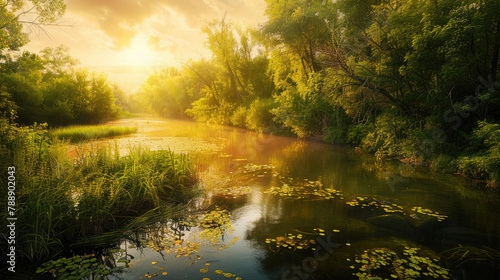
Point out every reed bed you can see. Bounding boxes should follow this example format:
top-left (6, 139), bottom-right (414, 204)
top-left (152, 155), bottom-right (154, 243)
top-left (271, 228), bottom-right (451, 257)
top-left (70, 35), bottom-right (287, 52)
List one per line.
top-left (50, 125), bottom-right (138, 143)
top-left (0, 125), bottom-right (197, 263)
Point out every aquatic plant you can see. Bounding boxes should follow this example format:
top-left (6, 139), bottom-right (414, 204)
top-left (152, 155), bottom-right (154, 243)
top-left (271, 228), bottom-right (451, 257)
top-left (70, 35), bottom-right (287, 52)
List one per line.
top-left (346, 196), bottom-right (448, 222)
top-left (244, 163), bottom-right (275, 173)
top-left (175, 241), bottom-right (202, 257)
top-left (136, 208), bottom-right (238, 259)
top-left (196, 209), bottom-right (235, 246)
top-left (265, 233), bottom-right (317, 251)
top-left (346, 196), bottom-right (405, 214)
top-left (350, 247), bottom-right (451, 279)
top-left (411, 207), bottom-right (447, 222)
top-left (36, 253), bottom-right (124, 279)
top-left (206, 268), bottom-right (241, 279)
top-left (265, 178), bottom-right (343, 200)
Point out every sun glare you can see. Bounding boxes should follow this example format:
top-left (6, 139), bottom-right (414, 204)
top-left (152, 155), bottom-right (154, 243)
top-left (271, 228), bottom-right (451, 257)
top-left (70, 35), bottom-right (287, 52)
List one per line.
top-left (121, 36), bottom-right (157, 67)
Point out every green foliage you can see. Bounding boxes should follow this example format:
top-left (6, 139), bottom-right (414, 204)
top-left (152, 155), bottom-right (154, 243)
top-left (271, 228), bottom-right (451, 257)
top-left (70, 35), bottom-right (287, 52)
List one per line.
top-left (186, 96), bottom-right (234, 124)
top-left (138, 67), bottom-right (196, 118)
top-left (0, 0), bottom-right (66, 52)
top-left (0, 86), bottom-right (18, 126)
top-left (347, 124), bottom-right (369, 146)
top-left (0, 69), bottom-right (44, 124)
top-left (42, 68), bottom-right (121, 125)
top-left (44, 100), bottom-right (73, 125)
top-left (263, 0), bottom-right (334, 74)
top-left (455, 121), bottom-right (500, 184)
top-left (430, 154), bottom-right (455, 173)
top-left (40, 45), bottom-right (79, 76)
top-left (231, 106), bottom-right (247, 127)
top-left (272, 72), bottom-right (344, 139)
top-left (246, 97), bottom-right (275, 132)
top-left (0, 125), bottom-right (197, 262)
top-left (361, 113), bottom-right (412, 156)
top-left (272, 87), bottom-right (310, 138)
top-left (1, 47), bottom-right (123, 126)
top-left (324, 126), bottom-right (347, 144)
top-left (138, 0), bottom-right (499, 184)
top-left (139, 20), bottom-right (275, 130)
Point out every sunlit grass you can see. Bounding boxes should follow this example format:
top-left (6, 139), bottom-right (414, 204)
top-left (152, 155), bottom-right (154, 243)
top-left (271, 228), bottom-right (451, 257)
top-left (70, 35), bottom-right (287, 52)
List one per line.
top-left (50, 125), bottom-right (138, 143)
top-left (0, 125), bottom-right (198, 263)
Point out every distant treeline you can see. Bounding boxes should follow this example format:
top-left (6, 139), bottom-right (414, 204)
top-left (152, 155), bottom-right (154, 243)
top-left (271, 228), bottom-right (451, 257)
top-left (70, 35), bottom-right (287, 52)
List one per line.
top-left (0, 45), bottom-right (131, 126)
top-left (136, 0), bottom-right (500, 186)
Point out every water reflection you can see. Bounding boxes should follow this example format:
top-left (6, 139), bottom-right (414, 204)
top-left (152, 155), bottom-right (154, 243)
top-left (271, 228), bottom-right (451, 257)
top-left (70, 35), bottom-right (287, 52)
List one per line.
top-left (53, 117), bottom-right (500, 279)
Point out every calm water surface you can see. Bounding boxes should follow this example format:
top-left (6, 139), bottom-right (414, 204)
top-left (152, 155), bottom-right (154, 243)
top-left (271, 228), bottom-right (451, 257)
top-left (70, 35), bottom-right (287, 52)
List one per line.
top-left (89, 117), bottom-right (500, 280)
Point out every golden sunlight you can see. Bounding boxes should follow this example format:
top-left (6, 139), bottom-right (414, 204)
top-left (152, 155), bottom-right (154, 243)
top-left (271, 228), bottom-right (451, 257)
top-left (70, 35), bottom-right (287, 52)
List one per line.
top-left (120, 35), bottom-right (157, 67)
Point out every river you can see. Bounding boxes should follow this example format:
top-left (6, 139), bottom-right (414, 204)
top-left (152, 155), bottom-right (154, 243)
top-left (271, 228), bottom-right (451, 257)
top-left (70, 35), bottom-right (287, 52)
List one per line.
top-left (72, 116), bottom-right (500, 280)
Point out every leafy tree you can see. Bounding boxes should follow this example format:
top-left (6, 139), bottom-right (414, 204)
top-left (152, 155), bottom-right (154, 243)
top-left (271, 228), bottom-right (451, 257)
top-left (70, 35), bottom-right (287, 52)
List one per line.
top-left (136, 0), bottom-right (500, 184)
top-left (263, 0), bottom-right (334, 75)
top-left (0, 0), bottom-right (66, 53)
top-left (139, 66), bottom-right (201, 118)
top-left (40, 44), bottom-right (79, 77)
top-left (202, 18), bottom-right (247, 101)
top-left (0, 0), bottom-right (75, 127)
top-left (0, 51), bottom-right (45, 124)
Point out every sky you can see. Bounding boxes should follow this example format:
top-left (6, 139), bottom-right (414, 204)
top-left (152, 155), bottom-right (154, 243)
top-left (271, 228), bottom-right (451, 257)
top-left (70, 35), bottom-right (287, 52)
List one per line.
top-left (22, 0), bottom-right (268, 93)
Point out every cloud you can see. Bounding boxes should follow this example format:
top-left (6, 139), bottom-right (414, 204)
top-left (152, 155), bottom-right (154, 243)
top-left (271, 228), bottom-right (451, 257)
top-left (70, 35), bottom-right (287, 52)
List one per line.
top-left (23, 0), bottom-right (268, 93)
top-left (67, 0), bottom-right (267, 50)
top-left (67, 0), bottom-right (223, 50)
top-left (147, 36), bottom-right (162, 50)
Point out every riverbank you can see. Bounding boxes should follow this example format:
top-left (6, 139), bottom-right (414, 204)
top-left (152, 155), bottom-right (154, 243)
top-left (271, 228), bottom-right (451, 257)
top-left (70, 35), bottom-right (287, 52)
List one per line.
top-left (0, 124), bottom-right (198, 270)
top-left (155, 113), bottom-right (500, 190)
top-left (2, 117), bottom-right (499, 279)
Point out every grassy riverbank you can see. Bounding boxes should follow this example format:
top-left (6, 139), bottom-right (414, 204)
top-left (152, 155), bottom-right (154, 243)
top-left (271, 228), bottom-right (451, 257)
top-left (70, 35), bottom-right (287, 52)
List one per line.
top-left (0, 124), bottom-right (198, 264)
top-left (50, 125), bottom-right (138, 143)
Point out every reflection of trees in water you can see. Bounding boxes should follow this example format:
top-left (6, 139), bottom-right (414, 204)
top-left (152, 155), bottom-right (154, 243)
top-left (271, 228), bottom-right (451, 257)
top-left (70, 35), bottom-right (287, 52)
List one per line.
top-left (246, 215), bottom-right (351, 279)
top-left (122, 207), bottom-right (238, 261)
top-left (269, 140), bottom-right (344, 181)
top-left (243, 195), bottom-right (343, 279)
top-left (210, 194), bottom-right (249, 212)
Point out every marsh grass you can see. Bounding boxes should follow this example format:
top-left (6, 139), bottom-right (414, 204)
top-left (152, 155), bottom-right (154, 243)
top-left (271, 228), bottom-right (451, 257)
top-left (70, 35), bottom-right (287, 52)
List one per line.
top-left (50, 125), bottom-right (138, 143)
top-left (0, 124), bottom-right (197, 264)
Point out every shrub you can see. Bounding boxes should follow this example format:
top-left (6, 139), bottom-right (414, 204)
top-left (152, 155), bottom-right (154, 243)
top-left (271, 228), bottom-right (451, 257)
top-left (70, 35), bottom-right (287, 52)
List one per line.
top-left (347, 123), bottom-right (369, 145)
top-left (323, 126), bottom-right (346, 144)
top-left (246, 97), bottom-right (275, 132)
top-left (455, 121), bottom-right (500, 184)
top-left (231, 106), bottom-right (247, 127)
top-left (431, 154), bottom-right (455, 173)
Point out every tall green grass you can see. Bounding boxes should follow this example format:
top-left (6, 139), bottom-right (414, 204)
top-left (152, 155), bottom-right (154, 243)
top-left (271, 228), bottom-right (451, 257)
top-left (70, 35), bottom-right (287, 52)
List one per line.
top-left (50, 125), bottom-right (138, 143)
top-left (0, 124), bottom-right (197, 263)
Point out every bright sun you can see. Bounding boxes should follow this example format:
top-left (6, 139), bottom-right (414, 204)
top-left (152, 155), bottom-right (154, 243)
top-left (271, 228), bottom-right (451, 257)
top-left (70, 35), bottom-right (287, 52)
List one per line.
top-left (121, 36), bottom-right (157, 67)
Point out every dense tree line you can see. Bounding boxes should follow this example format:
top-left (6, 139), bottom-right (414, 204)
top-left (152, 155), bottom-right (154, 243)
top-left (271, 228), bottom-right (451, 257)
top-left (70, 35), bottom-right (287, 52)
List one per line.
top-left (0, 1), bottom-right (123, 127)
top-left (0, 46), bottom-right (122, 126)
top-left (138, 0), bottom-right (500, 186)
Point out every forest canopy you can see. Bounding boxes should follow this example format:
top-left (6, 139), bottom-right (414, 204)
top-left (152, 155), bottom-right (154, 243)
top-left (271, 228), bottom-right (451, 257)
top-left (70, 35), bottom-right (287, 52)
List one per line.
top-left (136, 0), bottom-right (500, 185)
